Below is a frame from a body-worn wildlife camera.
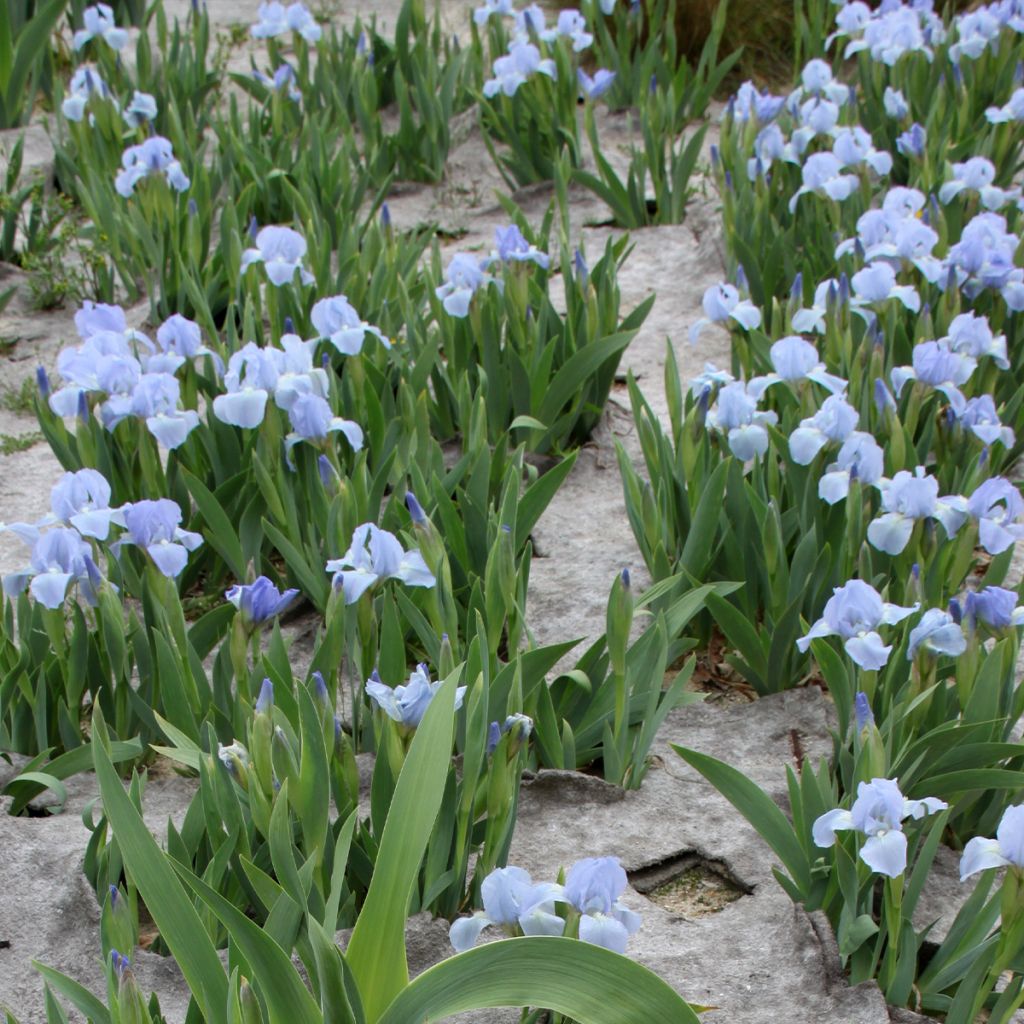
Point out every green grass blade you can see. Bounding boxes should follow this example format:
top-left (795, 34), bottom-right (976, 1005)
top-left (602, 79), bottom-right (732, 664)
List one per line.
top-left (91, 712), bottom-right (228, 1024)
top-left (377, 936), bottom-right (701, 1024)
top-left (170, 862), bottom-right (323, 1024)
top-left (345, 672), bottom-right (458, 1022)
top-left (32, 963), bottom-right (111, 1024)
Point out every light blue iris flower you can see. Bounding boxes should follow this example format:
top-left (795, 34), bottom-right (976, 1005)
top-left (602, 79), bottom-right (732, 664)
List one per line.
top-left (867, 468), bottom-right (967, 556)
top-left (968, 477), bottom-right (1024, 555)
top-left (73, 4), bottom-right (128, 51)
top-left (122, 91), bottom-right (157, 128)
top-left (549, 9), bottom-right (592, 51)
top-left (896, 123), bottom-right (927, 159)
top-left (483, 40), bottom-right (556, 98)
top-left (833, 127), bottom-right (892, 176)
top-left (949, 8), bottom-right (1001, 63)
top-left (791, 279), bottom-right (841, 334)
top-left (789, 152), bottom-right (859, 214)
top-left (213, 337), bottom-right (330, 428)
top-left (366, 663), bottom-right (466, 729)
top-left (939, 157), bottom-right (1018, 211)
top-left (883, 86), bottom-right (908, 119)
top-left (2, 528), bottom-right (101, 609)
top-left (907, 609), bottom-right (967, 660)
top-left (960, 805), bottom-right (1024, 880)
top-left (748, 336), bottom-right (847, 398)
top-left (798, 579), bottom-right (917, 670)
top-left (62, 66), bottom-right (113, 122)
top-left (689, 283), bottom-right (761, 343)
top-left (115, 137), bottom-right (190, 197)
top-left (818, 431), bottom-right (884, 504)
top-left (241, 226), bottom-right (315, 287)
top-left (564, 857), bottom-right (642, 955)
top-left (788, 394), bottom-right (859, 465)
top-left (311, 294), bottom-right (389, 355)
top-left (449, 867), bottom-right (566, 952)
top-left (156, 313), bottom-right (223, 373)
top-left (473, 0), bottom-right (514, 24)
top-left (252, 64), bottom-right (302, 102)
top-left (944, 311), bottom-right (1008, 368)
top-left (285, 393), bottom-right (363, 461)
top-left (957, 396), bottom-right (1014, 448)
top-left (814, 778), bottom-right (947, 878)
top-left (850, 263), bottom-right (921, 320)
top-left (250, 1), bottom-right (322, 42)
top-left (834, 191), bottom-right (941, 281)
top-left (730, 81), bottom-right (785, 123)
top-left (112, 499), bottom-right (203, 577)
top-left (213, 343), bottom-right (275, 428)
top-left (577, 67), bottom-right (616, 100)
top-left (943, 213), bottom-right (1024, 308)
top-left (705, 381), bottom-right (777, 461)
top-left (325, 523), bottom-right (435, 604)
top-left (492, 224), bottom-right (550, 269)
top-left (891, 340), bottom-right (976, 411)
top-left (436, 253), bottom-right (490, 317)
top-left (47, 469), bottom-right (117, 540)
top-left (986, 88), bottom-right (1024, 124)
top-left (842, 6), bottom-right (938, 65)
top-left (129, 373), bottom-right (200, 450)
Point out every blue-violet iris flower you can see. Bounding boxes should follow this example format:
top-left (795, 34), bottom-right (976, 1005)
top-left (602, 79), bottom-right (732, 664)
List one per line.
top-left (226, 576), bottom-right (299, 627)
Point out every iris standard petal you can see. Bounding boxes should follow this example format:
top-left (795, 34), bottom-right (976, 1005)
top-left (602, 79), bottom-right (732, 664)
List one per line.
top-left (482, 866), bottom-right (534, 924)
